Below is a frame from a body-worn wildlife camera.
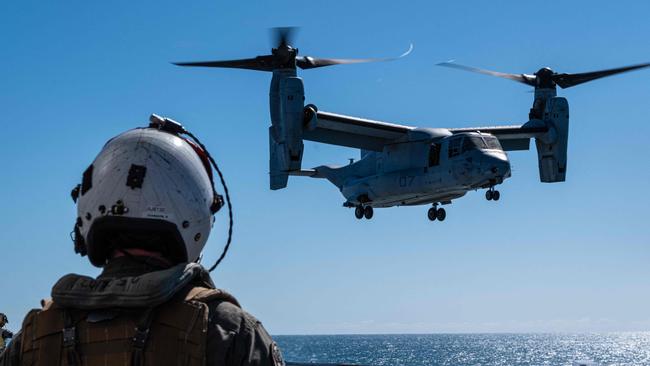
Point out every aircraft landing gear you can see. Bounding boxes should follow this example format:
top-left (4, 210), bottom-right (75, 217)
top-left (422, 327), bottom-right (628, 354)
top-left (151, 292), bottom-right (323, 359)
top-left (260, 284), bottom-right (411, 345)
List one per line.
top-left (427, 207), bottom-right (436, 221)
top-left (355, 205), bottom-right (374, 220)
top-left (486, 187), bottom-right (500, 201)
top-left (427, 204), bottom-right (446, 222)
top-left (364, 206), bottom-right (374, 220)
top-left (355, 206), bottom-right (364, 219)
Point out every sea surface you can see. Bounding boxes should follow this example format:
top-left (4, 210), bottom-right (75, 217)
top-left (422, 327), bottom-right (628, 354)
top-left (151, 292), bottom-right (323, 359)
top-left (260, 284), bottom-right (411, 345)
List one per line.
top-left (274, 333), bottom-right (650, 366)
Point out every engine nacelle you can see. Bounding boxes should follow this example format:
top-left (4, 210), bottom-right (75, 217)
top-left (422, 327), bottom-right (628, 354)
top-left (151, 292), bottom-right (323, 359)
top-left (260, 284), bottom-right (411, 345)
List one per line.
top-left (536, 97), bottom-right (569, 182)
top-left (269, 71), bottom-right (305, 190)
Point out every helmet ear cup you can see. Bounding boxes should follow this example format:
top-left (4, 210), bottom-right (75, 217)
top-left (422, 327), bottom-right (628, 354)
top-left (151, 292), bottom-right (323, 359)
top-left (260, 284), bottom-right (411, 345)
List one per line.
top-left (73, 218), bottom-right (87, 256)
top-left (211, 194), bottom-right (224, 214)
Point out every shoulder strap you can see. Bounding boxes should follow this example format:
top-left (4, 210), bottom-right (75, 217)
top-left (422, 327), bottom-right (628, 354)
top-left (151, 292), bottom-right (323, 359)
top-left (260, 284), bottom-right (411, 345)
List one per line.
top-left (62, 309), bottom-right (81, 366)
top-left (185, 286), bottom-right (241, 308)
top-left (20, 307), bottom-right (62, 366)
top-left (131, 307), bottom-right (155, 366)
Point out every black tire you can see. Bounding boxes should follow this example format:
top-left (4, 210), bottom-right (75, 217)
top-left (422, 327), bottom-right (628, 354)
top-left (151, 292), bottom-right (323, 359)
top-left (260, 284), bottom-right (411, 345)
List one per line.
top-left (364, 206), bottom-right (374, 220)
top-left (427, 208), bottom-right (437, 221)
top-left (493, 190), bottom-right (500, 201)
top-left (355, 206), bottom-right (364, 219)
top-left (485, 190), bottom-right (493, 201)
top-left (437, 208), bottom-right (447, 221)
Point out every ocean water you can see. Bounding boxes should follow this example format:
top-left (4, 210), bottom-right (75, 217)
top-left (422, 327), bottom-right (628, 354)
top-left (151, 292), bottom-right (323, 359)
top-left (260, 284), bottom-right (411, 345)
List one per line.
top-left (275, 333), bottom-right (650, 366)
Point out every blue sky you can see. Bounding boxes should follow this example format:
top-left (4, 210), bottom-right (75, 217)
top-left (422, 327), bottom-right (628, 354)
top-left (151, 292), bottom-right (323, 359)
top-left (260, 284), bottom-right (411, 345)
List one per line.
top-left (1, 1), bottom-right (649, 334)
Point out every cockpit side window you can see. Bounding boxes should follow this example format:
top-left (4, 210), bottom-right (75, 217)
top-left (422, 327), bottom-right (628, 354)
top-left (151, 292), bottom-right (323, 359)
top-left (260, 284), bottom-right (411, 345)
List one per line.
top-left (462, 136), bottom-right (485, 153)
top-left (484, 136), bottom-right (502, 150)
top-left (459, 135), bottom-right (503, 152)
top-left (429, 143), bottom-right (440, 166)
top-left (448, 137), bottom-right (462, 158)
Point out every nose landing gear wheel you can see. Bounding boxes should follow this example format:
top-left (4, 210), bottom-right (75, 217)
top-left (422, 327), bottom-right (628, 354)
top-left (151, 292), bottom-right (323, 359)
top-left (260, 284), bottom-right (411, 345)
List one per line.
top-left (427, 207), bottom-right (437, 221)
top-left (354, 206), bottom-right (364, 219)
top-left (485, 190), bottom-right (493, 201)
top-left (363, 206), bottom-right (374, 219)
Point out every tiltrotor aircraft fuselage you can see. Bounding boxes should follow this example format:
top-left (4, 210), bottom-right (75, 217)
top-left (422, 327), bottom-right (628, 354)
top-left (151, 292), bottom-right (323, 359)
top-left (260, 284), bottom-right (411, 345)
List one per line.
top-left (176, 28), bottom-right (649, 221)
top-left (294, 109), bottom-right (519, 221)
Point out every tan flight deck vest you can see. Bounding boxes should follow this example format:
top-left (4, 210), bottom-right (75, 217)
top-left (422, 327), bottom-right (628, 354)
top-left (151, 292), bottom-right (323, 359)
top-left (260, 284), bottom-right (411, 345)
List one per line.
top-left (18, 264), bottom-right (239, 366)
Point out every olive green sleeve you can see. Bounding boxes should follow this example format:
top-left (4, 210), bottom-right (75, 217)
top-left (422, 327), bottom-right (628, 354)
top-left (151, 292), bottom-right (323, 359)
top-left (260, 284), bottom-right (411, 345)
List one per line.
top-left (206, 301), bottom-right (283, 366)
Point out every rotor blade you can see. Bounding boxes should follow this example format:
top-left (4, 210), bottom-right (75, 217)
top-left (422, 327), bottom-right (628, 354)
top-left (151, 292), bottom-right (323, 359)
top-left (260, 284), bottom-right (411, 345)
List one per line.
top-left (296, 43), bottom-right (413, 70)
top-left (272, 27), bottom-right (297, 47)
top-left (552, 62), bottom-right (650, 88)
top-left (436, 61), bottom-right (536, 87)
top-left (173, 55), bottom-right (276, 72)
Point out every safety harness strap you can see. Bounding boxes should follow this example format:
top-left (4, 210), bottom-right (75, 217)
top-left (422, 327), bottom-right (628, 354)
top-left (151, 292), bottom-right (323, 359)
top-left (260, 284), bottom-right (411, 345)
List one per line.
top-left (62, 310), bottom-right (80, 366)
top-left (131, 307), bottom-right (155, 366)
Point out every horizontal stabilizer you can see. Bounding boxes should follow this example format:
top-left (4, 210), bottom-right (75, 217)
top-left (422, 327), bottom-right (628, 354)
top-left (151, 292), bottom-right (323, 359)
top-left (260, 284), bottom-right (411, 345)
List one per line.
top-left (287, 169), bottom-right (319, 177)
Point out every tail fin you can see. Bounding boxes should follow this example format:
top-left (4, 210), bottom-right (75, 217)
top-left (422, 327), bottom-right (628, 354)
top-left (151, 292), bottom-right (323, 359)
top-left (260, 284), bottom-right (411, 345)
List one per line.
top-left (535, 97), bottom-right (569, 182)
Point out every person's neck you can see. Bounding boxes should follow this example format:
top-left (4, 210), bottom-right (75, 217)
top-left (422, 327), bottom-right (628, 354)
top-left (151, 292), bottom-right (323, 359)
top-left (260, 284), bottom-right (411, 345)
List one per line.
top-left (99, 252), bottom-right (177, 279)
top-left (112, 248), bottom-right (174, 267)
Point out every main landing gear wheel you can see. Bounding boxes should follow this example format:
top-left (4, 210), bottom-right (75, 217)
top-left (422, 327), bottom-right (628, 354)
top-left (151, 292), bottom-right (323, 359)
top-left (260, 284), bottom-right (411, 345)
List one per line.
top-left (363, 206), bottom-right (374, 219)
top-left (427, 206), bottom-right (447, 222)
top-left (428, 207), bottom-right (437, 221)
top-left (355, 206), bottom-right (364, 219)
top-left (486, 188), bottom-right (500, 201)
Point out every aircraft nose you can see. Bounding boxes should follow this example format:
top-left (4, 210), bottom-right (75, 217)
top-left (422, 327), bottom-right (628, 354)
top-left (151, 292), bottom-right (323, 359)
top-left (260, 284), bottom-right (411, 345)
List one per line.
top-left (483, 153), bottom-right (511, 178)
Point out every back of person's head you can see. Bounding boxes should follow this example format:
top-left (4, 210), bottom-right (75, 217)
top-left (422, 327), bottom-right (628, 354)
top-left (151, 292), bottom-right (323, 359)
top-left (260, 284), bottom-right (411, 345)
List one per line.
top-left (71, 116), bottom-right (223, 267)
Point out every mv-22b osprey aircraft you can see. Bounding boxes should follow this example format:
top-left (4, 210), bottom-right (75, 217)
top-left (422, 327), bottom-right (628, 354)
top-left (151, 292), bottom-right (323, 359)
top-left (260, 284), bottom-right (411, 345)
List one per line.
top-left (176, 28), bottom-right (650, 222)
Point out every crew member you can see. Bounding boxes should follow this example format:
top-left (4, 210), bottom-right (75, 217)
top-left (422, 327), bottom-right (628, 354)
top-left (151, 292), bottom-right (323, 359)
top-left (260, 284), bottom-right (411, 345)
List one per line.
top-left (0, 314), bottom-right (12, 354)
top-left (0, 115), bottom-right (284, 366)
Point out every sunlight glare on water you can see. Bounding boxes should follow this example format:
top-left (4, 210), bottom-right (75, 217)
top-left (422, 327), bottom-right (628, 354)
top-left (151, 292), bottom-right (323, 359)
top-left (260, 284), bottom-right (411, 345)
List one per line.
top-left (275, 333), bottom-right (650, 366)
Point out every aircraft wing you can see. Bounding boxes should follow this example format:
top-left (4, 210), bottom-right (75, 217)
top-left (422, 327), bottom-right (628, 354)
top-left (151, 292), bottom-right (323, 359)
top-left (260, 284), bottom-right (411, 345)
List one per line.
top-left (302, 107), bottom-right (413, 151)
top-left (449, 124), bottom-right (549, 151)
top-left (302, 106), bottom-right (550, 152)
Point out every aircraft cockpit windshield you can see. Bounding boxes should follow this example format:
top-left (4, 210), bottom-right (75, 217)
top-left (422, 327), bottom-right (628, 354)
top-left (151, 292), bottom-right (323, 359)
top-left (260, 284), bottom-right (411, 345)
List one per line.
top-left (462, 135), bottom-right (502, 153)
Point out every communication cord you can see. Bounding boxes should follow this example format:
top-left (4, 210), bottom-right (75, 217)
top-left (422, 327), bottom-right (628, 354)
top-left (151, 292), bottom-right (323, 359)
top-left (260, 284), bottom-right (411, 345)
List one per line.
top-left (184, 131), bottom-right (234, 272)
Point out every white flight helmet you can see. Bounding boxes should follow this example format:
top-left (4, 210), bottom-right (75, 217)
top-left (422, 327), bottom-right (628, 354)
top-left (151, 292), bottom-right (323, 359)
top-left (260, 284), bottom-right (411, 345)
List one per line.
top-left (71, 115), bottom-right (223, 267)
